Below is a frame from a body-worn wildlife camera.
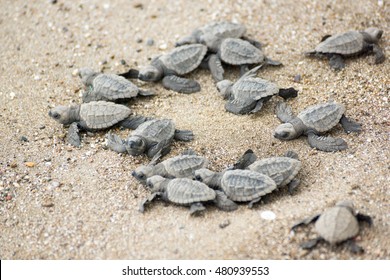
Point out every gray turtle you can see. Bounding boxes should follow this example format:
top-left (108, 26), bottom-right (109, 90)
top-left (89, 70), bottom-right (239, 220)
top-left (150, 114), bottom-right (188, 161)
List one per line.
top-left (194, 169), bottom-right (277, 208)
top-left (49, 101), bottom-right (150, 147)
top-left (121, 44), bottom-right (207, 93)
top-left (245, 152), bottom-right (302, 194)
top-left (274, 101), bottom-right (362, 152)
top-left (139, 176), bottom-right (237, 215)
top-left (132, 153), bottom-right (208, 184)
top-left (78, 68), bottom-right (154, 103)
top-left (291, 201), bottom-right (373, 253)
top-left (107, 119), bottom-right (194, 158)
top-left (208, 38), bottom-right (281, 81)
top-left (305, 27), bottom-right (385, 70)
top-left (176, 21), bottom-right (262, 52)
top-left (217, 65), bottom-right (298, 114)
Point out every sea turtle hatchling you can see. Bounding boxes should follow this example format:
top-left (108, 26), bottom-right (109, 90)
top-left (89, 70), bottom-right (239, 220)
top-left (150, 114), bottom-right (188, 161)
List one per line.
top-left (194, 169), bottom-right (277, 208)
top-left (121, 44), bottom-right (207, 93)
top-left (291, 201), bottom-right (373, 253)
top-left (217, 65), bottom-right (298, 114)
top-left (274, 101), bottom-right (362, 152)
top-left (106, 119), bottom-right (194, 158)
top-left (132, 153), bottom-right (208, 184)
top-left (78, 68), bottom-right (154, 103)
top-left (49, 101), bottom-right (150, 147)
top-left (207, 38), bottom-right (281, 82)
top-left (305, 27), bottom-right (385, 70)
top-left (175, 21), bottom-right (261, 52)
top-left (139, 176), bottom-right (238, 215)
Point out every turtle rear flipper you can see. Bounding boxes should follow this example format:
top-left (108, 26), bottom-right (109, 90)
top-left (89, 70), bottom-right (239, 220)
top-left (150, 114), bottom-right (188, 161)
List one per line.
top-left (275, 102), bottom-right (295, 123)
top-left (207, 54), bottom-right (224, 82)
top-left (265, 56), bottom-right (282, 66)
top-left (214, 190), bottom-right (238, 212)
top-left (174, 129), bottom-right (194, 142)
top-left (189, 202), bottom-right (206, 215)
top-left (118, 68), bottom-right (140, 79)
top-left (106, 133), bottom-right (127, 153)
top-left (340, 115), bottom-right (362, 133)
top-left (307, 132), bottom-right (348, 152)
top-left (162, 75), bottom-right (201, 93)
top-left (67, 122), bottom-right (81, 147)
top-left (301, 237), bottom-right (323, 250)
top-left (138, 89), bottom-right (155, 97)
top-left (291, 214), bottom-right (320, 231)
top-left (345, 239), bottom-right (364, 254)
top-left (329, 54), bottom-right (345, 70)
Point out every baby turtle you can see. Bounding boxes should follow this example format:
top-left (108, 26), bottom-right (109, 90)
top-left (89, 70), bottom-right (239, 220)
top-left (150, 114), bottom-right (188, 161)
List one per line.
top-left (139, 176), bottom-right (237, 215)
top-left (106, 119), bottom-right (194, 158)
top-left (217, 65), bottom-right (298, 114)
top-left (78, 68), bottom-right (154, 103)
top-left (291, 201), bottom-right (373, 253)
top-left (176, 21), bottom-right (259, 52)
top-left (121, 44), bottom-right (207, 93)
top-left (49, 101), bottom-right (150, 147)
top-left (208, 38), bottom-right (281, 81)
top-left (245, 152), bottom-right (302, 194)
top-left (274, 101), bottom-right (362, 152)
top-left (194, 169), bottom-right (277, 208)
top-left (132, 153), bottom-right (208, 184)
top-left (305, 27), bottom-right (385, 70)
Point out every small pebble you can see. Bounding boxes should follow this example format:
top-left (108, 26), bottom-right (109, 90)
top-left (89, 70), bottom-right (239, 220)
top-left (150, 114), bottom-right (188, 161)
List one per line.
top-left (72, 69), bottom-right (79, 77)
top-left (146, 38), bottom-right (154, 46)
top-left (120, 59), bottom-right (127, 65)
top-left (10, 162), bottom-right (17, 168)
top-left (20, 136), bottom-right (29, 142)
top-left (39, 125), bottom-right (46, 130)
top-left (158, 43), bottom-right (167, 50)
top-left (9, 92), bottom-right (16, 99)
top-left (260, 210), bottom-right (276, 220)
top-left (25, 162), bottom-right (36, 167)
top-left (294, 74), bottom-right (301, 83)
top-left (219, 220), bottom-right (230, 229)
top-left (48, 181), bottom-right (61, 190)
top-left (133, 3), bottom-right (143, 9)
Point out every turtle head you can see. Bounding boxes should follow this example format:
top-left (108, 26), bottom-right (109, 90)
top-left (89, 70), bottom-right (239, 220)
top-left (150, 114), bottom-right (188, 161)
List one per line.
top-left (78, 67), bottom-right (98, 87)
top-left (363, 28), bottom-right (383, 43)
top-left (274, 123), bottom-right (298, 140)
top-left (146, 175), bottom-right (166, 192)
top-left (126, 136), bottom-right (147, 156)
top-left (216, 80), bottom-right (233, 99)
top-left (193, 168), bottom-right (215, 184)
top-left (49, 105), bottom-right (74, 125)
top-left (132, 165), bottom-right (154, 184)
top-left (138, 65), bottom-right (162, 82)
top-left (336, 200), bottom-right (355, 214)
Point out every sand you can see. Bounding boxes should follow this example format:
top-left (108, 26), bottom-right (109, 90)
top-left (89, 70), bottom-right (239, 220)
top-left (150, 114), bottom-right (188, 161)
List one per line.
top-left (0, 0), bottom-right (389, 259)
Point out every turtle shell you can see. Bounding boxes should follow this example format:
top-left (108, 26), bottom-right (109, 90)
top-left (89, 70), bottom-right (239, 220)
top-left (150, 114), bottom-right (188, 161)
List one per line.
top-left (159, 44), bottom-right (207, 75)
top-left (90, 74), bottom-right (139, 101)
top-left (132, 119), bottom-right (175, 143)
top-left (200, 21), bottom-right (246, 52)
top-left (164, 155), bottom-right (208, 178)
top-left (220, 38), bottom-right (264, 65)
top-left (315, 205), bottom-right (359, 244)
top-left (232, 77), bottom-right (279, 101)
top-left (166, 178), bottom-right (216, 204)
top-left (79, 101), bottom-right (131, 129)
top-left (315, 31), bottom-right (364, 56)
top-left (221, 170), bottom-right (277, 202)
top-left (298, 102), bottom-right (345, 133)
top-left (248, 157), bottom-right (301, 187)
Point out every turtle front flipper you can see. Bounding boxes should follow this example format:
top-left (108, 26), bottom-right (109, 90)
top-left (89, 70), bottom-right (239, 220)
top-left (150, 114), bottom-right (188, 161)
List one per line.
top-left (291, 214), bottom-right (320, 231)
top-left (162, 75), bottom-right (200, 94)
top-left (372, 44), bottom-right (385, 64)
top-left (340, 115), bottom-right (362, 133)
top-left (307, 132), bottom-right (348, 152)
top-left (329, 54), bottom-right (345, 70)
top-left (356, 213), bottom-right (373, 226)
top-left (207, 54), bottom-right (224, 82)
top-left (264, 56), bottom-right (282, 66)
top-left (147, 139), bottom-right (171, 159)
top-left (301, 237), bottom-right (323, 250)
top-left (287, 178), bottom-right (300, 194)
top-left (345, 239), bottom-right (364, 254)
top-left (214, 190), bottom-right (238, 212)
top-left (119, 115), bottom-right (154, 130)
top-left (174, 129), bottom-right (194, 142)
top-left (139, 192), bottom-right (162, 213)
top-left (225, 98), bottom-right (256, 115)
top-left (189, 202), bottom-right (206, 215)
top-left (118, 68), bottom-right (140, 79)
top-left (67, 122), bottom-right (82, 147)
top-left (241, 36), bottom-right (263, 50)
top-left (138, 89), bottom-right (155, 97)
top-left (275, 102), bottom-right (295, 123)
top-left (248, 197), bottom-right (262, 208)
top-left (106, 133), bottom-right (128, 153)
top-left (231, 149), bottom-right (257, 170)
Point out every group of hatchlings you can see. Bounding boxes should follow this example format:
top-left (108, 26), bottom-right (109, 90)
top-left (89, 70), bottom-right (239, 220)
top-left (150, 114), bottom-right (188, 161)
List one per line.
top-left (49, 22), bottom-right (385, 254)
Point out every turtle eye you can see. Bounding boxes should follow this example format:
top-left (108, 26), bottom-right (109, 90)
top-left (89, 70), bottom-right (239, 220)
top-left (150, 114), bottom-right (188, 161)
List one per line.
top-left (138, 173), bottom-right (145, 179)
top-left (277, 132), bottom-right (289, 139)
top-left (146, 181), bottom-right (153, 188)
top-left (52, 112), bottom-right (60, 119)
top-left (195, 175), bottom-right (203, 182)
